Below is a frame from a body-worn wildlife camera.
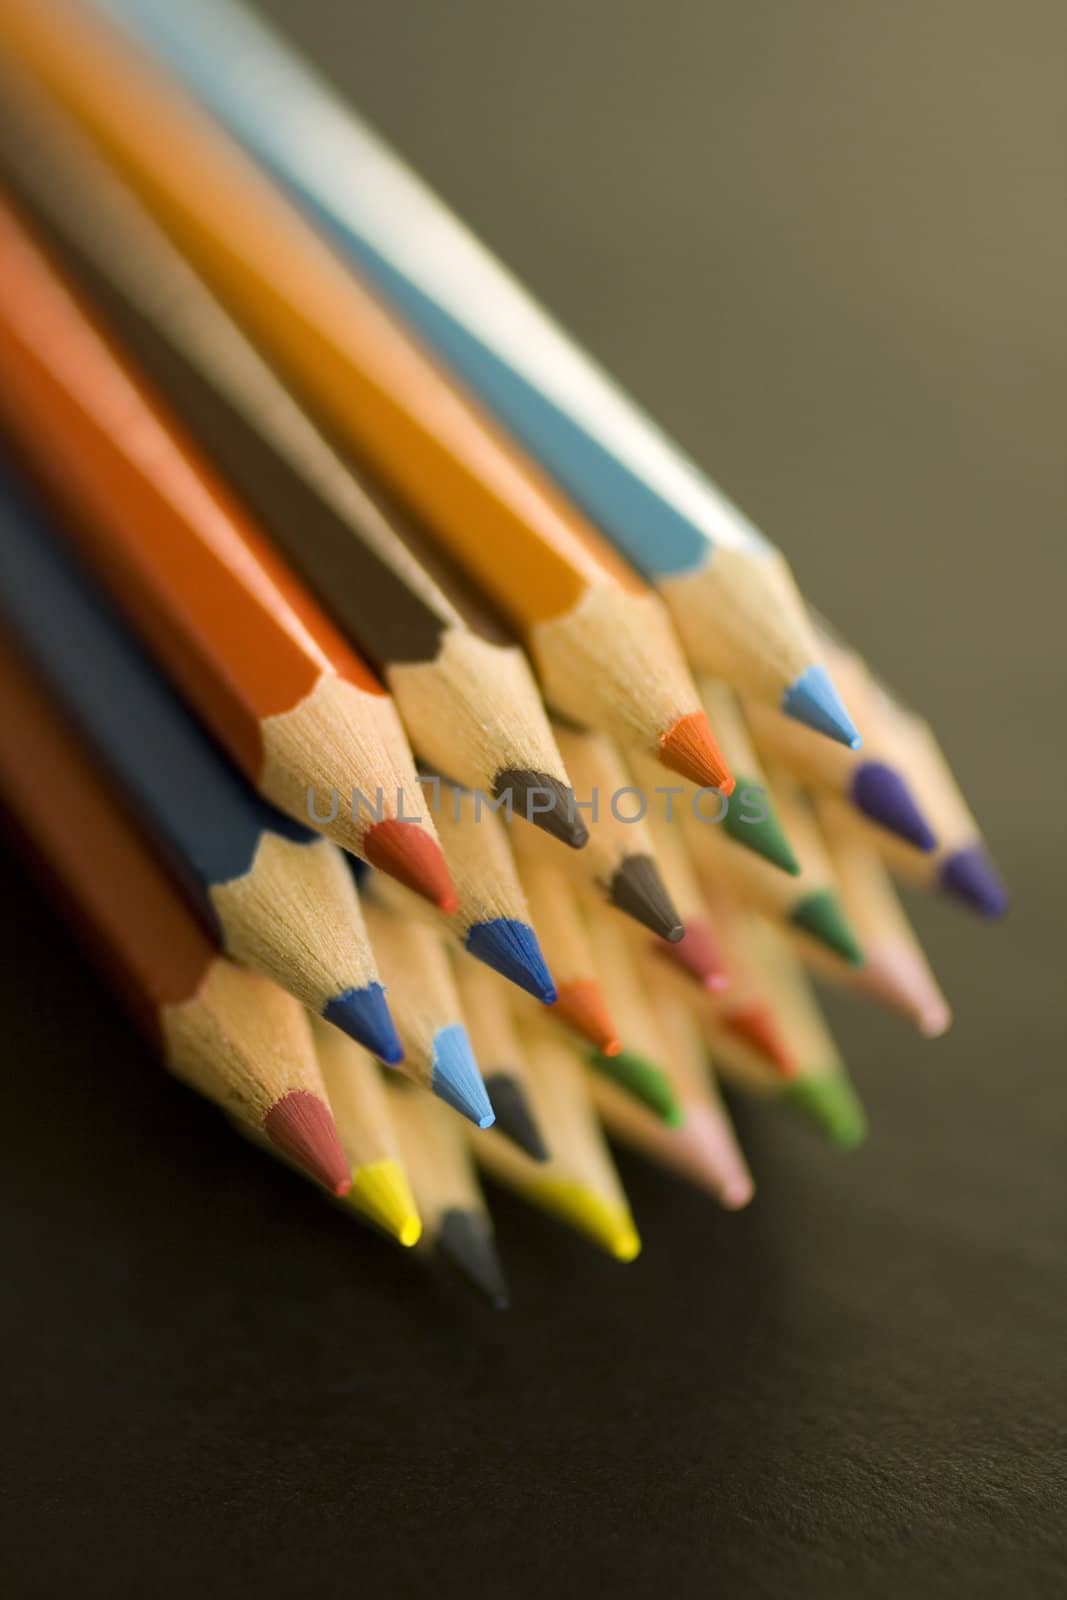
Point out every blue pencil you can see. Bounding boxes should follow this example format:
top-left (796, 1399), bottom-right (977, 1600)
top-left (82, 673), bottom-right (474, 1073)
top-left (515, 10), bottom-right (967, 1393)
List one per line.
top-left (0, 463), bottom-right (402, 1063)
top-left (96, 0), bottom-right (859, 750)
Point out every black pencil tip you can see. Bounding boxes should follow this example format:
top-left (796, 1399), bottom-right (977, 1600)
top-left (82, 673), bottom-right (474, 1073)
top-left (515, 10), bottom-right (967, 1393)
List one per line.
top-left (438, 1210), bottom-right (511, 1309)
top-left (484, 1071), bottom-right (550, 1162)
top-left (609, 854), bottom-right (683, 941)
top-left (493, 769), bottom-right (588, 848)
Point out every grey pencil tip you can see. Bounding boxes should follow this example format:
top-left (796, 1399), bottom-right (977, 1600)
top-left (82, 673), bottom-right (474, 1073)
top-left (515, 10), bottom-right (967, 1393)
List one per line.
top-left (609, 854), bottom-right (684, 941)
top-left (493, 769), bottom-right (589, 848)
top-left (484, 1071), bottom-right (550, 1162)
top-left (438, 1210), bottom-right (511, 1308)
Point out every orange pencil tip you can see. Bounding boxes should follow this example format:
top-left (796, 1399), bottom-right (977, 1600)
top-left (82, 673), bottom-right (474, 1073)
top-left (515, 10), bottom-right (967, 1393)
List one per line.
top-left (553, 979), bottom-right (621, 1055)
top-left (658, 711), bottom-right (735, 794)
top-left (263, 1090), bottom-right (351, 1194)
top-left (365, 818), bottom-right (459, 912)
top-left (725, 1004), bottom-right (797, 1079)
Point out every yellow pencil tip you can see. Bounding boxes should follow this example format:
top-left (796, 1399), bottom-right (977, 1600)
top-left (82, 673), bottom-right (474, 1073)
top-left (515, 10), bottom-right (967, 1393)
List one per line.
top-left (345, 1160), bottom-right (422, 1246)
top-left (531, 1179), bottom-right (641, 1262)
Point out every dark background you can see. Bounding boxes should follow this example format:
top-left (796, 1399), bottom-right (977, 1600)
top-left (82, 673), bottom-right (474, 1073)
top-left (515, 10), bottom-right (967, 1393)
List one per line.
top-left (3, 1), bottom-right (1065, 1594)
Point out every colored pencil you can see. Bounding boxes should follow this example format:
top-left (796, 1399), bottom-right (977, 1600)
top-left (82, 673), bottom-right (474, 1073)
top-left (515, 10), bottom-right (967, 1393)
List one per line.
top-left (696, 886), bottom-right (799, 1077)
top-left (360, 895), bottom-right (494, 1128)
top-left (474, 1011), bottom-right (641, 1262)
top-left (743, 633), bottom-right (936, 850)
top-left (100, 0), bottom-right (860, 750)
top-left (429, 783), bottom-right (556, 1002)
top-left (3, 0), bottom-right (734, 794)
top-left (696, 678), bottom-right (800, 873)
top-left (0, 67), bottom-right (586, 851)
top-left (312, 1019), bottom-right (422, 1245)
top-left (0, 462), bottom-right (402, 1063)
top-left (582, 909), bottom-right (686, 1125)
top-left (854, 685), bottom-right (1008, 918)
top-left (591, 964), bottom-right (754, 1209)
top-left (0, 625), bottom-right (350, 1194)
top-left (385, 1078), bottom-right (509, 1308)
top-left (452, 953), bottom-right (550, 1162)
top-left (543, 722), bottom-right (683, 942)
top-left (812, 799), bottom-right (952, 1037)
top-left (684, 766), bottom-right (865, 966)
top-left (626, 747), bottom-right (730, 992)
top-left (0, 188), bottom-right (456, 912)
top-left (510, 832), bottom-right (621, 1054)
top-left (706, 915), bottom-right (867, 1149)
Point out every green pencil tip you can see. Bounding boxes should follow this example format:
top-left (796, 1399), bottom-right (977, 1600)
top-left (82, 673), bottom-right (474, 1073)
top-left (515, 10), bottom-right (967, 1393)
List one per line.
top-left (783, 1071), bottom-right (868, 1148)
top-left (792, 889), bottom-right (865, 966)
top-left (723, 781), bottom-right (801, 875)
top-left (588, 1047), bottom-right (683, 1125)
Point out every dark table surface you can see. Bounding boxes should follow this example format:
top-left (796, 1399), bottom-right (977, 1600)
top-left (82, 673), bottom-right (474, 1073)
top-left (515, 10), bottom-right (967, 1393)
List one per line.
top-left (2, 2), bottom-right (1064, 1595)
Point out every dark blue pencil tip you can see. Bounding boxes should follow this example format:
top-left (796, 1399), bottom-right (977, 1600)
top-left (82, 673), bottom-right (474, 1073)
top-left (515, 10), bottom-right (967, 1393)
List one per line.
top-left (850, 760), bottom-right (937, 851)
top-left (464, 918), bottom-right (558, 1003)
top-left (783, 664), bottom-right (862, 749)
top-left (431, 1023), bottom-right (495, 1127)
top-left (323, 982), bottom-right (403, 1064)
top-left (940, 845), bottom-right (1009, 918)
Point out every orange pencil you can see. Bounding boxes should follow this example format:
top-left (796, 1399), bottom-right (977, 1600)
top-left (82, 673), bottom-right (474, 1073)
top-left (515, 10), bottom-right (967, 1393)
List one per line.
top-left (0, 0), bottom-right (732, 793)
top-left (0, 625), bottom-right (350, 1195)
top-left (0, 190), bottom-right (455, 910)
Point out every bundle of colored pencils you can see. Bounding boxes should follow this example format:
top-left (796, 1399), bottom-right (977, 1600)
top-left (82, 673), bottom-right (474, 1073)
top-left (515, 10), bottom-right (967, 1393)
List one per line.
top-left (0, 0), bottom-right (1007, 1306)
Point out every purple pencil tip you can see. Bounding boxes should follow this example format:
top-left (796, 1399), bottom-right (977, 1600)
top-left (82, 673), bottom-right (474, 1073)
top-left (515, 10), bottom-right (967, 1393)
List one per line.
top-left (851, 761), bottom-right (937, 851)
top-left (940, 845), bottom-right (1009, 918)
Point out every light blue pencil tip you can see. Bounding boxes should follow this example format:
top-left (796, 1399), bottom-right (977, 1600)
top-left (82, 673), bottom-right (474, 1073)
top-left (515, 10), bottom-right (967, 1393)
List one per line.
top-left (782, 664), bottom-right (862, 749)
top-left (322, 982), bottom-right (403, 1064)
top-left (464, 917), bottom-right (557, 1002)
top-left (431, 1023), bottom-right (495, 1127)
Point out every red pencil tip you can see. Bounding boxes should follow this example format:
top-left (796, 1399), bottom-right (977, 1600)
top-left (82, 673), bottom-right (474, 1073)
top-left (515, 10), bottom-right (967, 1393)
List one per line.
top-left (725, 1004), bottom-right (797, 1078)
top-left (553, 979), bottom-right (621, 1055)
top-left (263, 1090), bottom-right (351, 1193)
top-left (657, 918), bottom-right (730, 992)
top-left (365, 818), bottom-right (459, 912)
top-left (658, 711), bottom-right (735, 795)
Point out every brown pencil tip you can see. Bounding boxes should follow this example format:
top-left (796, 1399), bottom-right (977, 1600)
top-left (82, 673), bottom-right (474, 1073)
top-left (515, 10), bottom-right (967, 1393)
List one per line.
top-left (724, 1004), bottom-right (797, 1078)
top-left (263, 1090), bottom-right (351, 1194)
top-left (658, 711), bottom-right (735, 795)
top-left (553, 978), bottom-right (621, 1054)
top-left (493, 769), bottom-right (588, 848)
top-left (609, 854), bottom-right (683, 942)
top-left (365, 818), bottom-right (459, 912)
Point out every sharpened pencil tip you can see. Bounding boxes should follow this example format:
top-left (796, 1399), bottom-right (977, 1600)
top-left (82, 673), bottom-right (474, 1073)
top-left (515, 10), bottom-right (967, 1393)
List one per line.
top-left (344, 1159), bottom-right (423, 1246)
top-left (658, 710), bottom-right (735, 794)
top-left (722, 780), bottom-right (802, 874)
top-left (552, 978), bottom-right (621, 1054)
top-left (939, 845), bottom-right (1009, 918)
top-left (724, 1004), bottom-right (797, 1077)
top-left (531, 1179), bottom-right (641, 1261)
top-left (464, 917), bottom-right (557, 1002)
top-left (430, 1023), bottom-right (495, 1127)
top-left (783, 664), bottom-right (862, 749)
top-left (493, 769), bottom-right (588, 848)
top-left (484, 1072), bottom-right (550, 1161)
top-left (365, 817), bottom-right (458, 912)
top-left (609, 854), bottom-right (683, 941)
top-left (791, 889), bottom-right (866, 966)
top-left (851, 761), bottom-right (937, 851)
top-left (263, 1089), bottom-right (351, 1195)
top-left (657, 918), bottom-right (730, 991)
top-left (438, 1209), bottom-right (511, 1308)
top-left (588, 1048), bottom-right (684, 1125)
top-left (784, 1071), bottom-right (868, 1148)
top-left (322, 982), bottom-right (403, 1063)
